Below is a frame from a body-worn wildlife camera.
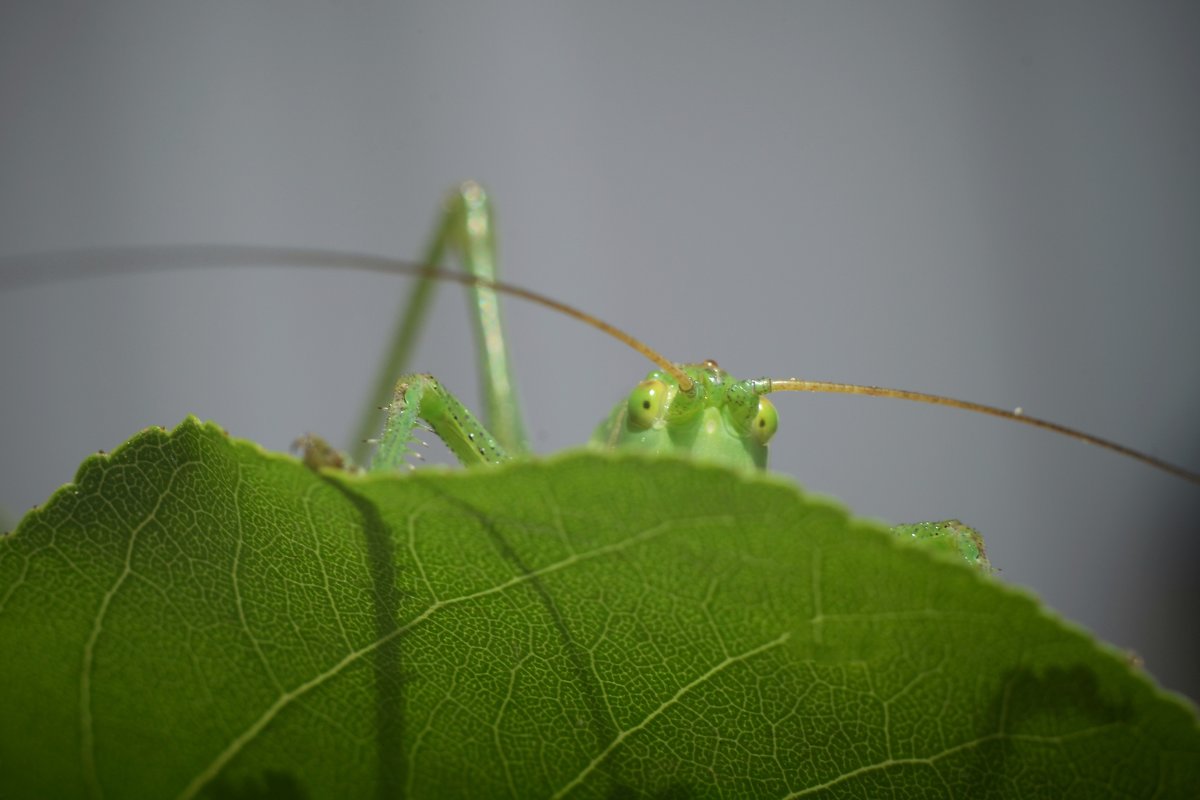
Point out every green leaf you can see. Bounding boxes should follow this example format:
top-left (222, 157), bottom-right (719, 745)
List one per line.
top-left (1, 418), bottom-right (1197, 798)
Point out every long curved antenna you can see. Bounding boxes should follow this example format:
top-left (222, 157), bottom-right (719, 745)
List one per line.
top-left (759, 378), bottom-right (1200, 486)
top-left (0, 245), bottom-right (695, 391)
top-left (5, 245), bottom-right (1195, 483)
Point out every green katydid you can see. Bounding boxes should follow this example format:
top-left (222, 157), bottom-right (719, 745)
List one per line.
top-left (323, 183), bottom-right (1198, 572)
top-left (3, 182), bottom-right (1196, 577)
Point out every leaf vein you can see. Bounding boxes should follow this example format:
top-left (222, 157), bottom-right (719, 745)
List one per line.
top-left (80, 458), bottom-right (198, 800)
top-left (180, 515), bottom-right (691, 798)
top-left (551, 632), bottom-right (792, 799)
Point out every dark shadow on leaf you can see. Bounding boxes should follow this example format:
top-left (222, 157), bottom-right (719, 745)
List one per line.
top-left (200, 769), bottom-right (310, 800)
top-left (997, 664), bottom-right (1132, 731)
top-left (327, 478), bottom-right (407, 800)
top-left (607, 782), bottom-right (697, 799)
top-left (418, 481), bottom-right (620, 762)
top-left (969, 664), bottom-right (1132, 784)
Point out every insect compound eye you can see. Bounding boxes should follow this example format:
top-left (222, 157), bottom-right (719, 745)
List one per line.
top-left (750, 397), bottom-right (778, 445)
top-left (627, 379), bottom-right (668, 430)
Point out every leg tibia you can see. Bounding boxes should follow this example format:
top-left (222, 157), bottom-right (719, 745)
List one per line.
top-left (371, 374), bottom-right (512, 472)
top-left (451, 183), bottom-right (529, 455)
top-left (351, 182), bottom-right (529, 463)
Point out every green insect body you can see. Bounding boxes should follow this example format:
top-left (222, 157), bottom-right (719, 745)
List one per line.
top-left (362, 183), bottom-right (990, 572)
top-left (378, 362), bottom-right (779, 473)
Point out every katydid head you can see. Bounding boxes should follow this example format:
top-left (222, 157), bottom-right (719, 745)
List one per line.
top-left (589, 360), bottom-right (779, 472)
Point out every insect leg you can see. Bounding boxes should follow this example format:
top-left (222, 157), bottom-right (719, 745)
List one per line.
top-left (350, 182), bottom-right (529, 462)
top-left (372, 374), bottom-right (511, 471)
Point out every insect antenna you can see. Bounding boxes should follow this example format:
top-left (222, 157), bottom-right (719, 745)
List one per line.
top-left (760, 379), bottom-right (1200, 486)
top-left (0, 245), bottom-right (695, 392)
top-left (5, 245), bottom-right (1195, 484)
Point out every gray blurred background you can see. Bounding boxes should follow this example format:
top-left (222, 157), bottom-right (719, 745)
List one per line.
top-left (2, 2), bottom-right (1198, 699)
